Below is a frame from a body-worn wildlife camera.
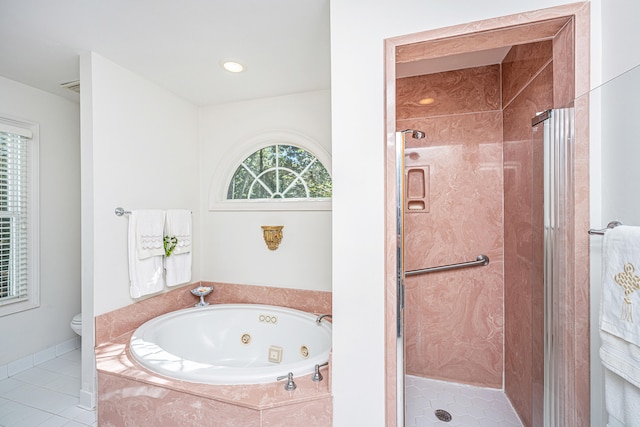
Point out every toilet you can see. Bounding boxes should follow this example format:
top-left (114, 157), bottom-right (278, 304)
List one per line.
top-left (70, 313), bottom-right (82, 336)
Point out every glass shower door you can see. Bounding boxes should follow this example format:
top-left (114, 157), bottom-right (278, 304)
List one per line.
top-left (395, 131), bottom-right (406, 427)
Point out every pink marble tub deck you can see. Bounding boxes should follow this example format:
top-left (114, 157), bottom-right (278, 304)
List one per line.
top-left (95, 282), bottom-right (333, 426)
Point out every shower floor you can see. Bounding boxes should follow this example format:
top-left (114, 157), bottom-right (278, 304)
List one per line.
top-left (405, 375), bottom-right (523, 427)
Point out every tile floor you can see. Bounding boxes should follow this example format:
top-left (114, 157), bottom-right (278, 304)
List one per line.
top-left (405, 375), bottom-right (524, 427)
top-left (0, 349), bottom-right (96, 427)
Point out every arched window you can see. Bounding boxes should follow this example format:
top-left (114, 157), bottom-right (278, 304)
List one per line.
top-left (227, 144), bottom-right (331, 200)
top-left (208, 131), bottom-right (332, 211)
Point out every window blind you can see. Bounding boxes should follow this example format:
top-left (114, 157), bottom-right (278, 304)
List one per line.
top-left (0, 130), bottom-right (29, 305)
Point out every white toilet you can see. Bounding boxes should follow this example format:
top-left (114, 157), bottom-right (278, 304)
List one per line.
top-left (70, 313), bottom-right (82, 336)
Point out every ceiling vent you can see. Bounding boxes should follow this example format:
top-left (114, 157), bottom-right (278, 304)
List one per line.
top-left (60, 80), bottom-right (80, 93)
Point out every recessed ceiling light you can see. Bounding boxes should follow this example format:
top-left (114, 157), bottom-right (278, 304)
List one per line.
top-left (419, 98), bottom-right (435, 105)
top-left (222, 60), bottom-right (245, 73)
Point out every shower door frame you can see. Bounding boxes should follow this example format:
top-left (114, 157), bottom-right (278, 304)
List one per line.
top-left (384, 4), bottom-right (591, 426)
top-left (394, 131), bottom-right (407, 427)
top-left (533, 108), bottom-right (576, 427)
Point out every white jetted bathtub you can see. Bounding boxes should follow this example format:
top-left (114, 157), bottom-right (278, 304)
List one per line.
top-left (129, 304), bottom-right (332, 385)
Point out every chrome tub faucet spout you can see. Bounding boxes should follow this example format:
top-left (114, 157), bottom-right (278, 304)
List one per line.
top-left (316, 314), bottom-right (332, 324)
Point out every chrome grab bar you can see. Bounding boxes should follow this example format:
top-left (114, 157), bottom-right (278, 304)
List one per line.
top-left (405, 254), bottom-right (489, 277)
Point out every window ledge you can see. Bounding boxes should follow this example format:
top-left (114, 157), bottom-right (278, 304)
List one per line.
top-left (208, 198), bottom-right (331, 212)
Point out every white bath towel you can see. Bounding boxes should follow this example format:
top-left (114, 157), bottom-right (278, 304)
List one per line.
top-left (601, 330), bottom-right (640, 389)
top-left (603, 368), bottom-right (640, 427)
top-left (164, 209), bottom-right (192, 287)
top-left (601, 327), bottom-right (640, 427)
top-left (601, 225), bottom-right (640, 346)
top-left (136, 210), bottom-right (166, 260)
top-left (129, 210), bottom-right (166, 298)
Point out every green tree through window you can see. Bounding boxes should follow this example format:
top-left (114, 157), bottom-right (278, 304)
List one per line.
top-left (227, 144), bottom-right (332, 200)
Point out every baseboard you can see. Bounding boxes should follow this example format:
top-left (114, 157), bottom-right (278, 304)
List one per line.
top-left (79, 388), bottom-right (95, 410)
top-left (0, 336), bottom-right (81, 379)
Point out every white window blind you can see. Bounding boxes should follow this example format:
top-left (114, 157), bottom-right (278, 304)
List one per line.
top-left (0, 130), bottom-right (29, 306)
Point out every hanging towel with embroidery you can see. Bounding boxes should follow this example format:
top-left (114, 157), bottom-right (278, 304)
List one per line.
top-left (601, 225), bottom-right (640, 346)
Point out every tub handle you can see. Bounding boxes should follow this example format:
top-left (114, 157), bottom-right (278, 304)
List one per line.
top-left (276, 372), bottom-right (297, 391)
top-left (311, 362), bottom-right (329, 382)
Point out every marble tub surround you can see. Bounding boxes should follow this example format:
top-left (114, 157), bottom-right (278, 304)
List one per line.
top-left (96, 331), bottom-right (331, 416)
top-left (95, 283), bottom-right (333, 425)
top-left (95, 281), bottom-right (332, 345)
top-left (99, 372), bottom-right (332, 427)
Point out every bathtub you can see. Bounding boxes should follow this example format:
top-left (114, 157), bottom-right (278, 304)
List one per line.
top-left (129, 303), bottom-right (332, 385)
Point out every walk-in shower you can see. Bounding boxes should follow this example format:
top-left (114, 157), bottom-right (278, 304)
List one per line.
top-left (394, 107), bottom-right (576, 426)
top-left (387, 5), bottom-right (589, 426)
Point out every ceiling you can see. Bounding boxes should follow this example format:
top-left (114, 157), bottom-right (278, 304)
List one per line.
top-left (0, 0), bottom-right (331, 106)
top-left (396, 46), bottom-right (511, 79)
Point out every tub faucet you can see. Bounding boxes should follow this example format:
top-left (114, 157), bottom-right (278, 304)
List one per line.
top-left (276, 372), bottom-right (297, 391)
top-left (316, 314), bottom-right (332, 324)
top-left (311, 362), bottom-right (329, 382)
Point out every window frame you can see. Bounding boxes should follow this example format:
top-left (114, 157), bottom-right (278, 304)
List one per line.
top-left (208, 131), bottom-right (332, 211)
top-left (0, 117), bottom-right (40, 317)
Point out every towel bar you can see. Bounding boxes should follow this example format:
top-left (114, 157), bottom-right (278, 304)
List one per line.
top-left (115, 207), bottom-right (192, 216)
top-left (588, 221), bottom-right (623, 235)
top-left (114, 207), bottom-right (132, 216)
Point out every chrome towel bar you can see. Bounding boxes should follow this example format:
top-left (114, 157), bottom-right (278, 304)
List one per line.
top-left (588, 220), bottom-right (623, 235)
top-left (115, 207), bottom-right (192, 216)
top-left (114, 207), bottom-right (132, 216)
top-left (405, 254), bottom-right (490, 277)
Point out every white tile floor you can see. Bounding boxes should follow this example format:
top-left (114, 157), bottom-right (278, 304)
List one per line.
top-left (405, 375), bottom-right (524, 427)
top-left (0, 349), bottom-right (96, 427)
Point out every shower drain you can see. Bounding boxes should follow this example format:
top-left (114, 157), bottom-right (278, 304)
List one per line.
top-left (434, 409), bottom-right (452, 422)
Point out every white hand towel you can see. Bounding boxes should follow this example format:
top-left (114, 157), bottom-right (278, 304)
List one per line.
top-left (129, 210), bottom-right (166, 298)
top-left (601, 225), bottom-right (640, 346)
top-left (136, 210), bottom-right (166, 260)
top-left (164, 209), bottom-right (192, 287)
top-left (164, 209), bottom-right (191, 255)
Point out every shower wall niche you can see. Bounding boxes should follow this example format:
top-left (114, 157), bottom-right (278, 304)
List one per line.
top-left (396, 18), bottom-right (576, 427)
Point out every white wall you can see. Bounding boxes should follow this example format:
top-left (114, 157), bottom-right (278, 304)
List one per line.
top-left (199, 90), bottom-right (332, 291)
top-left (80, 52), bottom-right (199, 406)
top-left (589, 1), bottom-right (640, 425)
top-left (82, 53), bottom-right (200, 318)
top-left (329, 1), bottom-right (582, 426)
top-left (0, 76), bottom-right (80, 365)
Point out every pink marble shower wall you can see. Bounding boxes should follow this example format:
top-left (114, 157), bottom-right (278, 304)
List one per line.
top-left (397, 65), bottom-right (505, 388)
top-left (502, 42), bottom-right (554, 427)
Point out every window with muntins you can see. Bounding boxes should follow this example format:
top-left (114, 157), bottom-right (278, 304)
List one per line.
top-left (227, 144), bottom-right (332, 201)
top-left (0, 119), bottom-right (39, 316)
